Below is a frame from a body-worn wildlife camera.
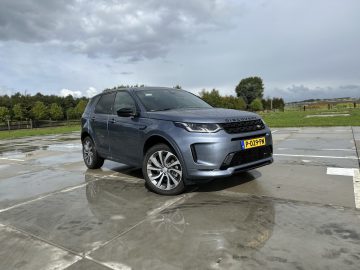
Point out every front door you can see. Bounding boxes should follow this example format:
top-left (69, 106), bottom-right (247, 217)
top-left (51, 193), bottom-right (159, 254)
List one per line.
top-left (108, 91), bottom-right (142, 166)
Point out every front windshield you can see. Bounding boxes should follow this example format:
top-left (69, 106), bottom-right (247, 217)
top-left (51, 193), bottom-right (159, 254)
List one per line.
top-left (135, 89), bottom-right (212, 111)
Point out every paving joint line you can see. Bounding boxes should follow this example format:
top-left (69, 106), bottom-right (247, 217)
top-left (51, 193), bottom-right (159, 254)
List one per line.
top-left (274, 153), bottom-right (359, 159)
top-left (353, 169), bottom-right (360, 209)
top-left (351, 127), bottom-right (360, 209)
top-left (217, 189), bottom-right (359, 211)
top-left (84, 257), bottom-right (124, 270)
top-left (0, 177), bottom-right (103, 213)
top-left (1, 223), bottom-right (116, 270)
top-left (351, 126), bottom-right (360, 168)
top-left (1, 223), bottom-right (83, 263)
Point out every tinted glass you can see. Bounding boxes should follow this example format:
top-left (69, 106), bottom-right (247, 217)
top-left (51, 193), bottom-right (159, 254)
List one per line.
top-left (94, 93), bottom-right (115, 114)
top-left (135, 89), bottom-right (212, 111)
top-left (84, 96), bottom-right (99, 115)
top-left (113, 91), bottom-right (136, 113)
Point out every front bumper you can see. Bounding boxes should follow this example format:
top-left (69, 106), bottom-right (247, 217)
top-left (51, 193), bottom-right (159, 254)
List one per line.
top-left (172, 126), bottom-right (273, 180)
top-left (187, 156), bottom-right (273, 179)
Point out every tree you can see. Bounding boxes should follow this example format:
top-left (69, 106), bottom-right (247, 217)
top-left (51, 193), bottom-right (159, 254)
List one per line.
top-left (272, 97), bottom-right (285, 110)
top-left (49, 103), bottom-right (64, 120)
top-left (74, 100), bottom-right (87, 118)
top-left (249, 98), bottom-right (263, 111)
top-left (0, 93), bottom-right (89, 121)
top-left (261, 98), bottom-right (271, 110)
top-left (199, 89), bottom-right (247, 110)
top-left (63, 95), bottom-right (76, 111)
top-left (235, 77), bottom-right (264, 105)
top-left (199, 89), bottom-right (222, 107)
top-left (221, 96), bottom-right (246, 110)
top-left (66, 107), bottom-right (77, 120)
top-left (0, 95), bottom-right (11, 108)
top-left (31, 101), bottom-right (47, 120)
top-left (0, 107), bottom-right (10, 122)
top-left (13, 103), bottom-right (24, 120)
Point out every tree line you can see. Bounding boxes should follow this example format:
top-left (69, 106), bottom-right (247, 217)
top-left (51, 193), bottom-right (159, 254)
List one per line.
top-left (199, 77), bottom-right (285, 111)
top-left (0, 77), bottom-right (285, 123)
top-left (0, 92), bottom-right (88, 122)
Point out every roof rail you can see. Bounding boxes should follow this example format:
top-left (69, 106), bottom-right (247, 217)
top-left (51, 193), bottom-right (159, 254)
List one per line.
top-left (102, 87), bottom-right (128, 93)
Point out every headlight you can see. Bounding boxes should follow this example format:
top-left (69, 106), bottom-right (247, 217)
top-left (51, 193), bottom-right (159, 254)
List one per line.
top-left (261, 119), bottom-right (266, 125)
top-left (174, 122), bottom-right (222, 133)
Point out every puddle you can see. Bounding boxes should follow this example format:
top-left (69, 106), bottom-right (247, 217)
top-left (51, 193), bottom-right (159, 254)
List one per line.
top-left (47, 143), bottom-right (82, 151)
top-left (0, 145), bottom-right (44, 155)
top-left (0, 169), bottom-right (86, 209)
top-left (33, 153), bottom-right (82, 166)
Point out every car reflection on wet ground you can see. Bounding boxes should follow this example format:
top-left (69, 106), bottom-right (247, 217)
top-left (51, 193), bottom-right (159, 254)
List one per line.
top-left (0, 127), bottom-right (360, 270)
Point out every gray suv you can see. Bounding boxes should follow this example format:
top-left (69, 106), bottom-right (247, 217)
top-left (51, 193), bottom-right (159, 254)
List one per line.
top-left (81, 87), bottom-right (273, 195)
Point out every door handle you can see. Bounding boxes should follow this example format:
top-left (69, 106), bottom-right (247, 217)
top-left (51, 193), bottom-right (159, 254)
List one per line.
top-left (110, 118), bottom-right (116, 124)
top-left (91, 116), bottom-right (96, 121)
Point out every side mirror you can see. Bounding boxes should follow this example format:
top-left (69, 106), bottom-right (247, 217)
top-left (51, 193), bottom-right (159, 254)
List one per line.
top-left (116, 108), bottom-right (138, 117)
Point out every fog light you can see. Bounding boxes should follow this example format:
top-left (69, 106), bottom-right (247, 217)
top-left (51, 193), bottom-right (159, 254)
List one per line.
top-left (222, 153), bottom-right (235, 166)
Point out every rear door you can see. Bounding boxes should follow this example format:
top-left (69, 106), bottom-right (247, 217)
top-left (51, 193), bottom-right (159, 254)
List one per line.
top-left (91, 92), bottom-right (116, 155)
top-left (108, 91), bottom-right (142, 165)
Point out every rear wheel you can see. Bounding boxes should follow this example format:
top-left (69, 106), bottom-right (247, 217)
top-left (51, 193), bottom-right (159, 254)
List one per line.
top-left (82, 137), bottom-right (104, 169)
top-left (143, 144), bottom-right (185, 195)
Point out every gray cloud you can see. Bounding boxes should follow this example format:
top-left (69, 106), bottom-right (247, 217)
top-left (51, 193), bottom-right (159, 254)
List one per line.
top-left (267, 85), bottom-right (360, 102)
top-left (119, 71), bottom-right (133, 75)
top-left (0, 0), bottom-right (359, 102)
top-left (0, 0), bottom-right (235, 61)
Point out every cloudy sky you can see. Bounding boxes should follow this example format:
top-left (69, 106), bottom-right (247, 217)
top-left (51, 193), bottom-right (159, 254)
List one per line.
top-left (0, 0), bottom-right (359, 101)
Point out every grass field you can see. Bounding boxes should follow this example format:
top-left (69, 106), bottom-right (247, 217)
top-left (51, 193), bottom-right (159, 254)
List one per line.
top-left (0, 125), bottom-right (80, 140)
top-left (260, 108), bottom-right (360, 127)
top-left (0, 108), bottom-right (359, 139)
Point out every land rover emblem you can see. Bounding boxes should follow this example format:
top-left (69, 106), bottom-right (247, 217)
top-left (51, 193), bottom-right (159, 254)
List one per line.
top-left (225, 117), bottom-right (257, 122)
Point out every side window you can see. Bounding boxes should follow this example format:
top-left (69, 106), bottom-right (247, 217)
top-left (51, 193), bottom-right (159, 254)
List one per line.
top-left (94, 93), bottom-right (115, 114)
top-left (113, 91), bottom-right (136, 114)
top-left (84, 96), bottom-right (99, 115)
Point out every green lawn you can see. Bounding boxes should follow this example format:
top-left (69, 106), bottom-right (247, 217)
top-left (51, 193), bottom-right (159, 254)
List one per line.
top-left (260, 108), bottom-right (360, 127)
top-left (1, 109), bottom-right (359, 140)
top-left (0, 125), bottom-right (80, 140)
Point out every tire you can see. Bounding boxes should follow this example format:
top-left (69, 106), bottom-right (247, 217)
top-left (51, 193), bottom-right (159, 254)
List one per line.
top-left (82, 136), bottom-right (104, 169)
top-left (143, 144), bottom-right (186, 195)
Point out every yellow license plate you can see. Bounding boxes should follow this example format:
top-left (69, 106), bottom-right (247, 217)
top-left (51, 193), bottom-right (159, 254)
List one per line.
top-left (241, 137), bottom-right (266, 149)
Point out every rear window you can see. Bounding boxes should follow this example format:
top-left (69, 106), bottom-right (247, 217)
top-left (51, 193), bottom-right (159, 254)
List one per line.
top-left (94, 93), bottom-right (115, 114)
top-left (83, 96), bottom-right (99, 115)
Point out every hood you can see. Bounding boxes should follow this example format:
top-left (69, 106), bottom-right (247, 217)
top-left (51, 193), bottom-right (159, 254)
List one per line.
top-left (145, 108), bottom-right (261, 123)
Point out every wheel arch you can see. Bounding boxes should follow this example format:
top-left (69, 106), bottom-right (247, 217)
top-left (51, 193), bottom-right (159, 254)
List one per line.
top-left (81, 131), bottom-right (91, 142)
top-left (143, 134), bottom-right (188, 179)
top-left (143, 135), bottom-right (175, 154)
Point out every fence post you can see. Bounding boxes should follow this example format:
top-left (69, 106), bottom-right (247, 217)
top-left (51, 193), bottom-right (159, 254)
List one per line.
top-left (7, 120), bottom-right (10, 131)
top-left (30, 119), bottom-right (33, 129)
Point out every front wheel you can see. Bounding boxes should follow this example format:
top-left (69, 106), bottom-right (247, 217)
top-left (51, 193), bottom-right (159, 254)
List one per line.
top-left (143, 144), bottom-right (186, 195)
top-left (82, 137), bottom-right (104, 169)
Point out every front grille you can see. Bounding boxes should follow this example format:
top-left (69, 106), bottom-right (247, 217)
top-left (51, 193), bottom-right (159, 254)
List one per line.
top-left (221, 146), bottom-right (272, 169)
top-left (219, 119), bottom-right (265, 134)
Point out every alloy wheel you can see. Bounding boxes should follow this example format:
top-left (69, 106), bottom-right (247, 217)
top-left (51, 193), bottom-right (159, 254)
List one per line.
top-left (146, 150), bottom-right (182, 190)
top-left (83, 139), bottom-right (94, 166)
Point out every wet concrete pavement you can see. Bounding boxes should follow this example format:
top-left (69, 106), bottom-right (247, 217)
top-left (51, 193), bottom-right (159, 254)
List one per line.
top-left (0, 128), bottom-right (359, 269)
